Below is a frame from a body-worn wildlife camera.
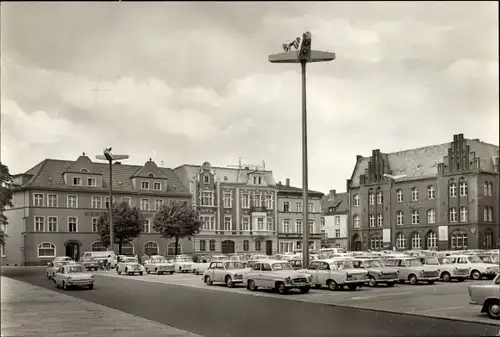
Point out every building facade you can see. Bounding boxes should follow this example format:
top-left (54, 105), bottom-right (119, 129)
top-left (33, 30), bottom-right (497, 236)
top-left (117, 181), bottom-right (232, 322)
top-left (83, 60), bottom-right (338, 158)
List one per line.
top-left (321, 190), bottom-right (348, 249)
top-left (276, 179), bottom-right (324, 253)
top-left (2, 154), bottom-right (193, 266)
top-left (174, 162), bottom-right (278, 256)
top-left (347, 134), bottom-right (499, 252)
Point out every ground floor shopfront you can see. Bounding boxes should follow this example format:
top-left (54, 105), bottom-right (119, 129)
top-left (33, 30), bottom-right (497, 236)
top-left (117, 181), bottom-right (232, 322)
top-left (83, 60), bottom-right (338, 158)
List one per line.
top-left (277, 233), bottom-right (323, 253)
top-left (192, 234), bottom-right (278, 256)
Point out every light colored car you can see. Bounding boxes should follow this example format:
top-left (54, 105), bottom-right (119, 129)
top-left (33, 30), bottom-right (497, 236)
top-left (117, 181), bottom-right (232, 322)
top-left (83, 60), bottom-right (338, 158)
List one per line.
top-left (423, 256), bottom-right (469, 282)
top-left (352, 258), bottom-right (398, 287)
top-left (469, 273), bottom-right (500, 319)
top-left (46, 260), bottom-right (76, 279)
top-left (116, 256), bottom-right (145, 275)
top-left (449, 255), bottom-right (499, 280)
top-left (53, 264), bottom-right (94, 290)
top-left (144, 256), bottom-right (175, 275)
top-left (203, 260), bottom-right (248, 288)
top-left (81, 251), bottom-right (116, 270)
top-left (243, 259), bottom-right (312, 294)
top-left (305, 259), bottom-right (368, 291)
top-left (192, 255), bottom-right (227, 275)
top-left (384, 257), bottom-right (439, 285)
top-left (173, 255), bottom-right (193, 273)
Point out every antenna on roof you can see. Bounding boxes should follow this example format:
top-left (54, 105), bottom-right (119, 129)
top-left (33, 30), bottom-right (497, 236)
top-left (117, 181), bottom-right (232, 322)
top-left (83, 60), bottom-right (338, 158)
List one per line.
top-left (160, 160), bottom-right (164, 167)
top-left (262, 160), bottom-right (266, 170)
top-left (227, 157), bottom-right (243, 169)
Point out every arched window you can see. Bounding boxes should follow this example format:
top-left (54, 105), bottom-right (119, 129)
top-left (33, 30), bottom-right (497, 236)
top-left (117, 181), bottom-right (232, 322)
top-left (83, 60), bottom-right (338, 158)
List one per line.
top-left (121, 242), bottom-right (134, 255)
top-left (167, 242), bottom-right (182, 256)
top-left (488, 182), bottom-right (493, 196)
top-left (37, 242), bottom-right (56, 258)
top-left (459, 207), bottom-right (468, 222)
top-left (459, 178), bottom-right (467, 196)
top-left (484, 206), bottom-right (489, 221)
top-left (369, 214), bottom-right (375, 227)
top-left (427, 209), bottom-right (436, 224)
top-left (396, 211), bottom-right (404, 225)
top-left (80, 168), bottom-right (89, 173)
top-left (353, 215), bottom-right (360, 228)
top-left (376, 188), bottom-right (383, 204)
top-left (396, 233), bottom-right (407, 249)
top-left (91, 242), bottom-right (107, 252)
top-left (353, 195), bottom-right (360, 206)
top-left (411, 210), bottom-right (420, 224)
top-left (377, 214), bottom-right (383, 227)
top-left (368, 189), bottom-right (375, 205)
top-left (484, 230), bottom-right (493, 249)
top-left (484, 182), bottom-right (489, 196)
top-left (148, 173), bottom-right (154, 177)
top-left (144, 241), bottom-right (159, 256)
top-left (449, 207), bottom-right (458, 222)
top-left (427, 231), bottom-right (438, 250)
top-left (451, 231), bottom-right (467, 250)
top-left (396, 189), bottom-right (403, 202)
top-left (488, 207), bottom-right (494, 222)
top-left (449, 179), bottom-right (457, 197)
top-left (411, 232), bottom-right (421, 249)
top-left (427, 186), bottom-right (435, 200)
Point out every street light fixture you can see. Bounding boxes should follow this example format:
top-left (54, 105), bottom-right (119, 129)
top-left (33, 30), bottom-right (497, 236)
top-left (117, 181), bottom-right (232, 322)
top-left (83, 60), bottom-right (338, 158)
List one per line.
top-left (269, 32), bottom-right (335, 268)
top-left (383, 173), bottom-right (407, 250)
top-left (96, 148), bottom-right (129, 253)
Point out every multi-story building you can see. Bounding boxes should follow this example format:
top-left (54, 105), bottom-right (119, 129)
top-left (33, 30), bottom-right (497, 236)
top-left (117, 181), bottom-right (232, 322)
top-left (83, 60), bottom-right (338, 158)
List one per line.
top-left (276, 178), bottom-right (324, 253)
top-left (174, 162), bottom-right (278, 255)
top-left (347, 134), bottom-right (499, 251)
top-left (321, 189), bottom-right (348, 249)
top-left (2, 154), bottom-right (192, 266)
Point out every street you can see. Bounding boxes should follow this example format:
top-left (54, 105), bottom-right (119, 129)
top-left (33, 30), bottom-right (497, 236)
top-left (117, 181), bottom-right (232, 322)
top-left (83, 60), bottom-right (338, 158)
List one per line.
top-left (1, 267), bottom-right (498, 337)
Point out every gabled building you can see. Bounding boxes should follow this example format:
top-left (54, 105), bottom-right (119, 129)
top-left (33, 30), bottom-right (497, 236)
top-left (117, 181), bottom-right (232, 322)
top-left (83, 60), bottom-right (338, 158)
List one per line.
top-left (321, 189), bottom-right (348, 249)
top-left (347, 134), bottom-right (499, 252)
top-left (2, 154), bottom-right (192, 266)
top-left (174, 162), bottom-right (278, 255)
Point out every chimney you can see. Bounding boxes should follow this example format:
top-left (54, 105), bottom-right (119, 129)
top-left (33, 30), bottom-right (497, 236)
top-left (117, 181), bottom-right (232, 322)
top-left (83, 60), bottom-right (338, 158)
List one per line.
top-left (285, 178), bottom-right (290, 186)
top-left (329, 189), bottom-right (336, 197)
top-left (356, 155), bottom-right (363, 162)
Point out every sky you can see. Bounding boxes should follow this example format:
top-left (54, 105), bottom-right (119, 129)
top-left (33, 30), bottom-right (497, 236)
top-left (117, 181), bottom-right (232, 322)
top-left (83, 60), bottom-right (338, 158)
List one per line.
top-left (1, 2), bottom-right (498, 194)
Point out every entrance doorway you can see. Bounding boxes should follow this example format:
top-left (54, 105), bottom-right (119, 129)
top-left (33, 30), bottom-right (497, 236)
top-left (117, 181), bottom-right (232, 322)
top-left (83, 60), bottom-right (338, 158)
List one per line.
top-left (221, 240), bottom-right (235, 254)
top-left (351, 234), bottom-right (362, 251)
top-left (266, 240), bottom-right (273, 255)
top-left (65, 241), bottom-right (81, 261)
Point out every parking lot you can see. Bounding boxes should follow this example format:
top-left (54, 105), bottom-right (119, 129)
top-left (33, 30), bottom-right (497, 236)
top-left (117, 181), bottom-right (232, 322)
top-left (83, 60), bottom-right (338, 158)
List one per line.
top-left (95, 270), bottom-right (498, 326)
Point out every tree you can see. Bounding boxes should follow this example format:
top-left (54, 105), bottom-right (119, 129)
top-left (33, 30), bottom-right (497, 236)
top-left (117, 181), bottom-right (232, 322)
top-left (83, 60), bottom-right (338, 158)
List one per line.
top-left (97, 201), bottom-right (145, 255)
top-left (0, 162), bottom-right (15, 246)
top-left (153, 200), bottom-right (202, 256)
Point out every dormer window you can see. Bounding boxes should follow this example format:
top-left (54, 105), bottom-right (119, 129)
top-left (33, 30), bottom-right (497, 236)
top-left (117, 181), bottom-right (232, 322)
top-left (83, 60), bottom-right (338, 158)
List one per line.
top-left (87, 178), bottom-right (96, 187)
top-left (148, 173), bottom-right (154, 178)
top-left (141, 181), bottom-right (149, 190)
top-left (204, 176), bottom-right (209, 184)
top-left (153, 182), bottom-right (161, 190)
top-left (73, 177), bottom-right (82, 186)
top-left (80, 168), bottom-right (89, 173)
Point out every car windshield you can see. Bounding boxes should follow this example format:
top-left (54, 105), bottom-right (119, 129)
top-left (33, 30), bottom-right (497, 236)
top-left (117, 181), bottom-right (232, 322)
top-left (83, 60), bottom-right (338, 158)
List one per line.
top-left (55, 261), bottom-right (71, 267)
top-left (125, 258), bottom-right (138, 263)
top-left (225, 262), bottom-right (245, 269)
top-left (406, 259), bottom-right (423, 266)
top-left (438, 258), bottom-right (453, 264)
top-left (155, 259), bottom-right (167, 263)
top-left (366, 260), bottom-right (382, 268)
top-left (467, 256), bottom-right (482, 263)
top-left (176, 257), bottom-right (191, 262)
top-left (67, 266), bottom-right (86, 273)
top-left (272, 263), bottom-right (294, 271)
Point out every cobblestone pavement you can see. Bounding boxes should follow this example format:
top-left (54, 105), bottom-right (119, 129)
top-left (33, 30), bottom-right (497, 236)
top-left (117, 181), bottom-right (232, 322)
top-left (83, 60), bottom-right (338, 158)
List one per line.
top-left (0, 276), bottom-right (203, 337)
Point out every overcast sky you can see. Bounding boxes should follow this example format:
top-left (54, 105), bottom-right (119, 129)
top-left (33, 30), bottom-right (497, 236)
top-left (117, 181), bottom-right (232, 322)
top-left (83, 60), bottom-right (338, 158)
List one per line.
top-left (1, 2), bottom-right (498, 193)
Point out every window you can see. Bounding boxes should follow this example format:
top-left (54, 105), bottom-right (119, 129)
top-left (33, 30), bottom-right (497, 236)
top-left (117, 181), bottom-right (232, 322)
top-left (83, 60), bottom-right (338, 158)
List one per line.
top-left (308, 202), bottom-right (315, 213)
top-left (369, 214), bottom-right (375, 227)
top-left (411, 210), bottom-right (420, 224)
top-left (47, 194), bottom-right (58, 207)
top-left (484, 231), bottom-right (493, 249)
top-left (105, 196), bottom-right (114, 209)
top-left (33, 193), bottom-right (44, 207)
top-left (91, 242), bottom-right (107, 252)
top-left (267, 217), bottom-right (273, 231)
top-left (144, 241), bottom-right (159, 255)
top-left (209, 240), bottom-right (215, 251)
top-left (283, 201), bottom-right (290, 212)
top-left (488, 207), bottom-right (493, 222)
top-left (203, 175), bottom-right (209, 184)
top-left (484, 206), bottom-right (489, 221)
top-left (241, 216), bottom-right (250, 231)
top-left (37, 242), bottom-right (56, 258)
top-left (484, 182), bottom-right (489, 196)
top-left (295, 220), bottom-right (302, 233)
top-left (67, 195), bottom-right (78, 208)
top-left (1, 245), bottom-right (5, 257)
top-left (451, 231), bottom-right (467, 249)
top-left (73, 177), bottom-right (82, 186)
top-left (427, 232), bottom-right (437, 249)
top-left (141, 181), bottom-right (149, 190)
top-left (35, 217), bottom-right (45, 232)
top-left (155, 199), bottom-right (164, 211)
top-left (411, 232), bottom-right (422, 249)
top-left (200, 240), bottom-right (206, 251)
top-left (255, 241), bottom-right (261, 251)
top-left (242, 193), bottom-right (250, 209)
top-left (396, 190), bottom-right (403, 202)
top-left (376, 190), bottom-right (383, 204)
top-left (68, 217), bottom-right (78, 232)
top-left (353, 195), bottom-right (360, 206)
top-left (335, 229), bottom-right (340, 238)
top-left (396, 233), bottom-right (407, 249)
top-left (253, 194), bottom-right (262, 207)
top-left (353, 215), bottom-right (360, 228)
top-left (296, 202), bottom-right (303, 213)
top-left (335, 216), bottom-right (340, 225)
top-left (223, 192), bottom-right (232, 208)
top-left (396, 211), bottom-right (404, 225)
top-left (257, 217), bottom-right (264, 230)
top-left (459, 179), bottom-right (467, 196)
top-left (283, 220), bottom-right (290, 233)
top-left (91, 196), bottom-right (102, 209)
top-left (459, 207), bottom-right (468, 222)
top-left (321, 230), bottom-right (327, 238)
top-left (92, 218), bottom-right (99, 232)
top-left (411, 188), bottom-right (419, 201)
top-left (122, 242), bottom-right (134, 255)
top-left (87, 178), bottom-right (96, 187)
top-left (427, 186), bottom-right (435, 200)
top-left (449, 207), bottom-right (458, 222)
top-left (369, 191), bottom-right (375, 205)
top-left (121, 197), bottom-right (131, 206)
top-left (427, 209), bottom-right (436, 224)
top-left (370, 235), bottom-right (383, 250)
top-left (200, 215), bottom-right (215, 230)
top-left (140, 198), bottom-right (150, 211)
top-left (488, 182), bottom-right (493, 196)
top-left (377, 214), bottom-right (383, 227)
top-left (308, 220), bottom-right (314, 234)
top-left (265, 194), bottom-right (274, 209)
top-left (201, 191), bottom-right (213, 206)
top-left (167, 242), bottom-right (182, 255)
top-left (47, 217), bottom-right (57, 232)
top-left (153, 182), bottom-right (161, 190)
top-left (223, 216), bottom-right (232, 231)
top-left (143, 219), bottom-right (151, 233)
top-left (321, 217), bottom-right (325, 227)
top-left (80, 168), bottom-right (89, 173)
top-left (449, 182), bottom-right (457, 197)
top-left (243, 240), bottom-right (249, 251)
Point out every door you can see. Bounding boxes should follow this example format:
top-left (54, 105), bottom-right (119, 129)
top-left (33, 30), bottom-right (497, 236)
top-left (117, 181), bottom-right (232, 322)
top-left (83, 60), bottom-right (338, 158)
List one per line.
top-left (221, 240), bottom-right (235, 254)
top-left (260, 263), bottom-right (273, 288)
top-left (206, 262), bottom-right (216, 280)
top-left (66, 242), bottom-right (80, 261)
top-left (214, 262), bottom-right (224, 282)
top-left (308, 261), bottom-right (320, 284)
top-left (266, 240), bottom-right (273, 256)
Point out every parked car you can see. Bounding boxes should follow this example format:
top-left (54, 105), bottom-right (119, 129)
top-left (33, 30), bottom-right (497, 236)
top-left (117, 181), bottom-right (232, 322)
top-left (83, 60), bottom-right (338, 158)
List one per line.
top-left (243, 260), bottom-right (312, 294)
top-left (81, 251), bottom-right (116, 270)
top-left (173, 255), bottom-right (193, 273)
top-left (288, 259), bottom-right (304, 270)
top-left (423, 256), bottom-right (469, 282)
top-left (305, 259), bottom-right (368, 291)
top-left (449, 255), bottom-right (499, 280)
top-left (203, 260), bottom-right (248, 288)
top-left (352, 258), bottom-right (398, 287)
top-left (116, 256), bottom-right (145, 275)
top-left (53, 264), bottom-right (94, 290)
top-left (469, 273), bottom-right (500, 319)
top-left (384, 257), bottom-right (439, 285)
top-left (144, 256), bottom-right (175, 275)
top-left (46, 260), bottom-right (75, 279)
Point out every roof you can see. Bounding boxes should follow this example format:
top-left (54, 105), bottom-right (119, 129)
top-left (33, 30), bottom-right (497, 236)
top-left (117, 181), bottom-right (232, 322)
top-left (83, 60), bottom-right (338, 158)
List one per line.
top-left (321, 192), bottom-right (348, 214)
top-left (15, 157), bottom-right (188, 194)
top-left (276, 183), bottom-right (324, 196)
top-left (349, 138), bottom-right (499, 188)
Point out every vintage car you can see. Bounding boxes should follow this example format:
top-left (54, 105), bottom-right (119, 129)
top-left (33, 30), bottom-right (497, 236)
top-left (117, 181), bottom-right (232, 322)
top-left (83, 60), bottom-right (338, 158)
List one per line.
top-left (243, 260), bottom-right (312, 294)
top-left (469, 273), bottom-right (500, 319)
top-left (173, 255), bottom-right (193, 273)
top-left (423, 256), bottom-right (469, 282)
top-left (352, 258), bottom-right (398, 287)
top-left (144, 256), bottom-right (175, 275)
top-left (81, 251), bottom-right (116, 270)
top-left (46, 260), bottom-right (75, 279)
top-left (116, 256), bottom-right (145, 275)
top-left (203, 260), bottom-right (248, 287)
top-left (475, 254), bottom-right (499, 265)
top-left (384, 257), bottom-right (439, 285)
top-left (304, 259), bottom-right (368, 291)
top-left (288, 259), bottom-right (304, 270)
top-left (53, 264), bottom-right (94, 290)
top-left (449, 255), bottom-right (499, 280)
top-left (52, 256), bottom-right (73, 263)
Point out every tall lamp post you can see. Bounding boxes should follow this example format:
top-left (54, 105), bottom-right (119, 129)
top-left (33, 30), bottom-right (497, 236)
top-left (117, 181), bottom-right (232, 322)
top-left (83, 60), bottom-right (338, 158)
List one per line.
top-left (383, 174), bottom-right (407, 250)
top-left (96, 148), bottom-right (129, 252)
top-left (269, 32), bottom-right (335, 268)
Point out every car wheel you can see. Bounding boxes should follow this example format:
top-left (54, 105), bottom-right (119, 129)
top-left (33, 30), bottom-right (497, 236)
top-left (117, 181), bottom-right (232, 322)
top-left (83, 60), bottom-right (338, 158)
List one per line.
top-left (299, 286), bottom-right (310, 294)
top-left (386, 282), bottom-right (395, 287)
top-left (441, 272), bottom-right (451, 282)
top-left (88, 284), bottom-right (94, 290)
top-left (471, 270), bottom-right (481, 280)
top-left (225, 276), bottom-right (234, 288)
top-left (62, 281), bottom-right (68, 290)
top-left (206, 276), bottom-right (213, 285)
top-left (368, 276), bottom-right (377, 287)
top-left (486, 300), bottom-right (500, 320)
top-left (409, 274), bottom-right (418, 285)
top-left (248, 280), bottom-right (257, 291)
top-left (276, 282), bottom-right (287, 295)
top-left (327, 280), bottom-right (338, 291)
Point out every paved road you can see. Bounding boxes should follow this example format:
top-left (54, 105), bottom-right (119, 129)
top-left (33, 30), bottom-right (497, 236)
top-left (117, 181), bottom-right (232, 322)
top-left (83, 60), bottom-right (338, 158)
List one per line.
top-left (2, 267), bottom-right (498, 337)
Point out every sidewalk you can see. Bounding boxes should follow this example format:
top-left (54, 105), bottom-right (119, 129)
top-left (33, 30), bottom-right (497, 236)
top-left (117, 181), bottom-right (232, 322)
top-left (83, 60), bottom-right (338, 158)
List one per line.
top-left (1, 276), bottom-right (203, 337)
